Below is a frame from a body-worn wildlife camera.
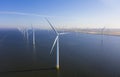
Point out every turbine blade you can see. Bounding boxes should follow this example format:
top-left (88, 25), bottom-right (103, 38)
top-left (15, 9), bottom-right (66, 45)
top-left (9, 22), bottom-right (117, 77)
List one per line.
top-left (45, 18), bottom-right (58, 35)
top-left (50, 36), bottom-right (58, 54)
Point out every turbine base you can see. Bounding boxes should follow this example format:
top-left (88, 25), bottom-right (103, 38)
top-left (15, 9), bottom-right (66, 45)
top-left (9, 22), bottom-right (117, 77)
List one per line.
top-left (56, 65), bottom-right (59, 70)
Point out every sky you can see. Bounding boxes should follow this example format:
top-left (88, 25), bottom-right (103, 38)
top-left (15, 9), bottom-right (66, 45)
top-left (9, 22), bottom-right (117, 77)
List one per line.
top-left (0, 0), bottom-right (120, 28)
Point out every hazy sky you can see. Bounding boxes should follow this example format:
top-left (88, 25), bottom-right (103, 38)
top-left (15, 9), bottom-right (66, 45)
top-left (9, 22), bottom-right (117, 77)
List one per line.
top-left (0, 0), bottom-right (120, 28)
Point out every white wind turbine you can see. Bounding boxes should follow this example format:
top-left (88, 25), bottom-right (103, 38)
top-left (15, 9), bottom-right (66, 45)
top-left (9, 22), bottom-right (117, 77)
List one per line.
top-left (101, 27), bottom-right (105, 41)
top-left (17, 25), bottom-right (36, 54)
top-left (25, 25), bottom-right (36, 61)
top-left (101, 27), bottom-right (105, 35)
top-left (17, 26), bottom-right (28, 40)
top-left (100, 27), bottom-right (105, 50)
top-left (45, 18), bottom-right (68, 70)
top-left (32, 25), bottom-right (36, 53)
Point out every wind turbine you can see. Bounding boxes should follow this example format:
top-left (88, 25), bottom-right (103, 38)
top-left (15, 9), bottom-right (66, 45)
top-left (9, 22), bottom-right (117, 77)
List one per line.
top-left (32, 25), bottom-right (36, 52)
top-left (31, 25), bottom-right (37, 64)
top-left (100, 27), bottom-right (105, 51)
top-left (101, 27), bottom-right (105, 35)
top-left (17, 26), bottom-right (28, 40)
top-left (45, 18), bottom-right (61, 70)
top-left (25, 28), bottom-right (29, 43)
top-left (45, 18), bottom-right (69, 70)
top-left (101, 27), bottom-right (105, 42)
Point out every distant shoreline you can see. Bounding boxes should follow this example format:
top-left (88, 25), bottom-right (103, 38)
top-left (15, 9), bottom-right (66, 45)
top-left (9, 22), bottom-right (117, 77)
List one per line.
top-left (79, 32), bottom-right (120, 37)
top-left (64, 28), bottom-right (120, 37)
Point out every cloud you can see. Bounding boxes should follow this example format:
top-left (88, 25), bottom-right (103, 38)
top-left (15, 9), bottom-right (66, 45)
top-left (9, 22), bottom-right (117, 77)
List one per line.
top-left (0, 11), bottom-right (53, 17)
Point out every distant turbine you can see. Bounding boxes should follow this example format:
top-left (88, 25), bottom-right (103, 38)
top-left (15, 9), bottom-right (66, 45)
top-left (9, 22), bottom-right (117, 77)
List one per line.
top-left (101, 27), bottom-right (105, 35)
top-left (26, 28), bottom-right (29, 43)
top-left (45, 18), bottom-right (68, 70)
top-left (32, 26), bottom-right (36, 53)
top-left (17, 26), bottom-right (26, 39)
top-left (31, 25), bottom-right (36, 63)
top-left (17, 26), bottom-right (30, 44)
top-left (101, 27), bottom-right (105, 51)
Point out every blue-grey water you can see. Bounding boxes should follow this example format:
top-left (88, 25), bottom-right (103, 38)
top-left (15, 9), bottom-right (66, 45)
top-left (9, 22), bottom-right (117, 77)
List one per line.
top-left (0, 28), bottom-right (120, 77)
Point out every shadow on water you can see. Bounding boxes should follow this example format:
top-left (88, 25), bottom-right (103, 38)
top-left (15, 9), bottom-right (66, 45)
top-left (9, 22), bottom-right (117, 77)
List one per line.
top-left (0, 67), bottom-right (56, 73)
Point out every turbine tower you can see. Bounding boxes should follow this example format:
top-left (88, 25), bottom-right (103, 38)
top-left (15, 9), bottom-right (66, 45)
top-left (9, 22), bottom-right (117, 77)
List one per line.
top-left (32, 26), bottom-right (36, 51)
top-left (45, 18), bottom-right (60, 70)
